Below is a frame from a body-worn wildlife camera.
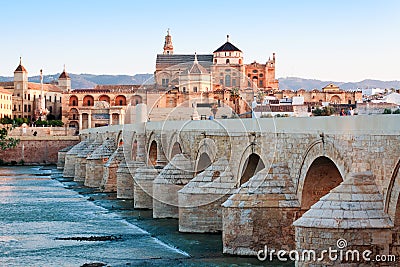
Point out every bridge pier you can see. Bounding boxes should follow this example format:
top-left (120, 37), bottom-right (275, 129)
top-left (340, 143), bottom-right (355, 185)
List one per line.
top-left (63, 136), bottom-right (90, 178)
top-left (153, 153), bottom-right (194, 218)
top-left (116, 159), bottom-right (145, 199)
top-left (57, 145), bottom-right (74, 170)
top-left (178, 158), bottom-right (236, 233)
top-left (75, 136), bottom-right (102, 182)
top-left (85, 137), bottom-right (116, 188)
top-left (101, 146), bottom-right (124, 192)
top-left (133, 166), bottom-right (161, 209)
top-left (293, 172), bottom-right (393, 266)
top-left (222, 163), bottom-right (300, 255)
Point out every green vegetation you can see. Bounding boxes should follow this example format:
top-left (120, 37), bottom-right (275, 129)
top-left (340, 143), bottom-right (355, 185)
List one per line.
top-left (384, 108), bottom-right (400, 114)
top-left (0, 128), bottom-right (19, 150)
top-left (383, 108), bottom-right (392, 114)
top-left (312, 106), bottom-right (336, 116)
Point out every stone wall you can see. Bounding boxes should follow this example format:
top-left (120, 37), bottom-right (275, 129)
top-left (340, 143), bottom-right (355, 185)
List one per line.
top-left (0, 136), bottom-right (79, 164)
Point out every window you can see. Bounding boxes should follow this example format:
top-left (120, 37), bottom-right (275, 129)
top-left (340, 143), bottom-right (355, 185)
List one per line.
top-left (259, 73), bottom-right (264, 77)
top-left (24, 105), bottom-right (27, 112)
top-left (18, 105), bottom-right (21, 111)
top-left (226, 59), bottom-right (230, 64)
top-left (182, 87), bottom-right (186, 93)
top-left (214, 59), bottom-right (217, 64)
top-left (162, 78), bottom-right (169, 87)
top-left (232, 79), bottom-right (237, 87)
top-left (28, 94), bottom-right (30, 100)
top-left (33, 95), bottom-right (36, 101)
top-left (225, 75), bottom-right (231, 87)
top-left (252, 70), bottom-right (258, 73)
top-left (28, 105), bottom-right (31, 112)
top-left (259, 80), bottom-right (263, 87)
top-left (49, 106), bottom-right (52, 113)
top-left (220, 79), bottom-right (224, 85)
top-left (13, 105), bottom-right (16, 111)
top-left (72, 100), bottom-right (77, 106)
top-left (119, 100), bottom-right (123, 105)
top-left (49, 96), bottom-right (52, 102)
top-left (193, 87), bottom-right (198, 93)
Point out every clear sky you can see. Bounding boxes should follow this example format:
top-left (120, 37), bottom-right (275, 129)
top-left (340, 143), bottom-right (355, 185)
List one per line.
top-left (0, 0), bottom-right (399, 82)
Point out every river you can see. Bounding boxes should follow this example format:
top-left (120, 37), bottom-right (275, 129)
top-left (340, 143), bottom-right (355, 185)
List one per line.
top-left (0, 166), bottom-right (291, 266)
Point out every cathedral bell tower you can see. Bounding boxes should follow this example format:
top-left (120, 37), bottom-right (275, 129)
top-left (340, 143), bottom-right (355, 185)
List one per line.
top-left (163, 29), bottom-right (174, 55)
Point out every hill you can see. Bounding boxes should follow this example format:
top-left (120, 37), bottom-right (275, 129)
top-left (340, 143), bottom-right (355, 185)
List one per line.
top-left (1, 74), bottom-right (399, 90)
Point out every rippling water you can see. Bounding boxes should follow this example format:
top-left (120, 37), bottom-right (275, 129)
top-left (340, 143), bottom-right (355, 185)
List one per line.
top-left (0, 166), bottom-right (291, 266)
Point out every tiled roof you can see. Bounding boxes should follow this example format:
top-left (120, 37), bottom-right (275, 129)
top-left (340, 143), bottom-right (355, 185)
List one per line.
top-left (156, 54), bottom-right (213, 70)
top-left (15, 64), bottom-right (27, 72)
top-left (59, 71), bottom-right (70, 79)
top-left (188, 62), bottom-right (208, 74)
top-left (27, 82), bottom-right (63, 93)
top-left (293, 172), bottom-right (393, 229)
top-left (213, 42), bottom-right (241, 53)
top-left (0, 87), bottom-right (12, 95)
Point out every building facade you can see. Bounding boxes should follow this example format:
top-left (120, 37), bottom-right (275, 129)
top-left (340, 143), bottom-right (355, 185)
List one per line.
top-left (0, 87), bottom-right (13, 119)
top-left (0, 59), bottom-right (70, 121)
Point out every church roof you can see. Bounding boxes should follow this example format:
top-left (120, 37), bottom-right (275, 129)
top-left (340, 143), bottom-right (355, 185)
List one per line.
top-left (15, 64), bottom-right (27, 72)
top-left (213, 41), bottom-right (241, 53)
top-left (156, 54), bottom-right (213, 70)
top-left (59, 71), bottom-right (70, 79)
top-left (188, 63), bottom-right (208, 74)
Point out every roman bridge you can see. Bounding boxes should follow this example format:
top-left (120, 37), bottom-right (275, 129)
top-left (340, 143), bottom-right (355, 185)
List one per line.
top-left (59, 104), bottom-right (400, 265)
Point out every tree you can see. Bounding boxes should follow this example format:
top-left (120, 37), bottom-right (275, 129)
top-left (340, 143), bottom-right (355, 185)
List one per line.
top-left (312, 106), bottom-right (336, 116)
top-left (383, 108), bottom-right (392, 114)
top-left (0, 128), bottom-right (19, 150)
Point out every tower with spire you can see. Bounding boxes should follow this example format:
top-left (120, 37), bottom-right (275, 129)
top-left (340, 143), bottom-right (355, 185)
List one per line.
top-left (14, 57), bottom-right (28, 93)
top-left (58, 65), bottom-right (71, 92)
top-left (163, 29), bottom-right (174, 55)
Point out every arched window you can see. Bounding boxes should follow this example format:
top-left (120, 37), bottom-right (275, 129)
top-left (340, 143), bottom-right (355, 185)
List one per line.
top-left (225, 75), bottom-right (231, 87)
top-left (114, 95), bottom-right (127, 106)
top-left (226, 59), bottom-right (230, 64)
top-left (82, 95), bottom-right (94, 106)
top-left (69, 95), bottom-right (78, 106)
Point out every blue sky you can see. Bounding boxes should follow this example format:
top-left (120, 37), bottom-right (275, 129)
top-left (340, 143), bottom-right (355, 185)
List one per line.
top-left (0, 0), bottom-right (399, 81)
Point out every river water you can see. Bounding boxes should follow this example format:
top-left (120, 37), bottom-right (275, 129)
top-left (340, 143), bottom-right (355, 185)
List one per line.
top-left (0, 166), bottom-right (292, 266)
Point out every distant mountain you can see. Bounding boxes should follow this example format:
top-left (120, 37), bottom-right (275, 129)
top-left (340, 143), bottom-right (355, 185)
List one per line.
top-left (1, 73), bottom-right (399, 91)
top-left (278, 77), bottom-right (400, 91)
top-left (0, 73), bottom-right (154, 89)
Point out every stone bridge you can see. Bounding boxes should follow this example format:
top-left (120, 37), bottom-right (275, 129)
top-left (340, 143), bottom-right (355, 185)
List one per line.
top-left (59, 104), bottom-right (400, 265)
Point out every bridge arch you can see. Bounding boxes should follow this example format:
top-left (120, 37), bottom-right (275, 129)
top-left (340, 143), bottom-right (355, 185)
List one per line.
top-left (167, 131), bottom-right (184, 160)
top-left (296, 140), bottom-right (346, 210)
top-left (146, 132), bottom-right (158, 166)
top-left (240, 153), bottom-right (265, 186)
top-left (194, 138), bottom-right (217, 173)
top-left (385, 158), bottom-right (400, 223)
top-left (237, 143), bottom-right (268, 187)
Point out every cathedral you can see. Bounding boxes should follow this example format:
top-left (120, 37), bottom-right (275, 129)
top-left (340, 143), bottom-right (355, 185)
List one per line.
top-left (154, 30), bottom-right (279, 92)
top-left (62, 31), bottom-right (278, 131)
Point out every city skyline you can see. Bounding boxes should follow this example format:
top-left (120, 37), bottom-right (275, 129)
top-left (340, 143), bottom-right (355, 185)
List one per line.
top-left (1, 0), bottom-right (399, 82)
